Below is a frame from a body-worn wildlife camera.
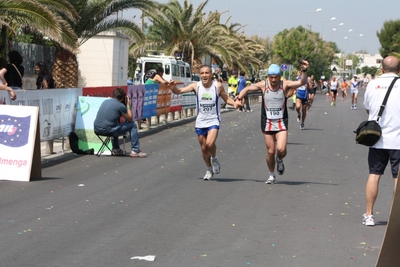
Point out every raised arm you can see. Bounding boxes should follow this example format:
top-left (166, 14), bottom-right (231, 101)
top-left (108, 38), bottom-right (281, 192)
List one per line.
top-left (283, 60), bottom-right (309, 97)
top-left (154, 74), bottom-right (168, 84)
top-left (236, 80), bottom-right (265, 100)
top-left (168, 81), bottom-right (198, 95)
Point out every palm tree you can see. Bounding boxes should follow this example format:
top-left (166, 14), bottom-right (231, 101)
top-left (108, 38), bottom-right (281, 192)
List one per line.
top-left (0, 0), bottom-right (77, 57)
top-left (50, 0), bottom-right (157, 88)
top-left (144, 0), bottom-right (266, 74)
top-left (144, 0), bottom-right (233, 70)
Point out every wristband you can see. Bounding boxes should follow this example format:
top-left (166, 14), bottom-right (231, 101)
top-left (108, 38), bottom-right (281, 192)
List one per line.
top-left (127, 106), bottom-right (131, 110)
top-left (236, 96), bottom-right (242, 101)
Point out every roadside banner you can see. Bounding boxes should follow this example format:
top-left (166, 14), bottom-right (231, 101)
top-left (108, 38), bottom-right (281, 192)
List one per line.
top-left (0, 88), bottom-right (81, 141)
top-left (0, 105), bottom-right (41, 181)
top-left (75, 96), bottom-right (109, 153)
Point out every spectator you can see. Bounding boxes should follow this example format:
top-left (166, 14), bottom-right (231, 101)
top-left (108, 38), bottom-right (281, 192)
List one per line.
top-left (0, 57), bottom-right (7, 84)
top-left (35, 61), bottom-right (56, 89)
top-left (362, 56), bottom-right (400, 226)
top-left (0, 51), bottom-right (24, 90)
top-left (237, 71), bottom-right (250, 112)
top-left (145, 67), bottom-right (167, 84)
top-left (228, 71), bottom-right (238, 95)
top-left (212, 68), bottom-right (223, 82)
top-left (220, 66), bottom-right (228, 82)
top-left (94, 87), bottom-right (147, 158)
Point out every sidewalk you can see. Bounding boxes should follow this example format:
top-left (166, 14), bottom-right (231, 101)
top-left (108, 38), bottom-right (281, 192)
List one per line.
top-left (40, 108), bottom-right (234, 159)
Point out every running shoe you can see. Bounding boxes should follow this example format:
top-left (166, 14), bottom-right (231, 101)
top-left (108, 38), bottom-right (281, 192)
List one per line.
top-left (300, 123), bottom-right (304, 130)
top-left (266, 174), bottom-right (276, 184)
top-left (203, 170), bottom-right (213, 180)
top-left (362, 214), bottom-right (375, 226)
top-left (333, 102), bottom-right (336, 106)
top-left (331, 102), bottom-right (334, 106)
top-left (276, 156), bottom-right (285, 175)
top-left (212, 159), bottom-right (221, 174)
top-left (297, 114), bottom-right (301, 122)
top-left (354, 105), bottom-right (357, 110)
top-left (351, 105), bottom-right (354, 110)
top-left (130, 150), bottom-right (147, 158)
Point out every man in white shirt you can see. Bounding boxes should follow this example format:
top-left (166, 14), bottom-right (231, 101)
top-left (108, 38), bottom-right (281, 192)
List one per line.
top-left (362, 56), bottom-right (400, 226)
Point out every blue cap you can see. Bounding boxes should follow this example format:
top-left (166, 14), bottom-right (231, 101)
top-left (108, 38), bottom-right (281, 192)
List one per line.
top-left (268, 64), bottom-right (281, 76)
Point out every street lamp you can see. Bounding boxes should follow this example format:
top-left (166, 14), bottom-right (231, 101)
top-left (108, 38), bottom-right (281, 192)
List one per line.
top-left (321, 17), bottom-right (336, 40)
top-left (305, 8), bottom-right (322, 30)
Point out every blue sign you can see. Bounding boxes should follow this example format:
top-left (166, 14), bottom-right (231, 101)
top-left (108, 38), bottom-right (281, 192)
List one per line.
top-left (280, 64), bottom-right (288, 71)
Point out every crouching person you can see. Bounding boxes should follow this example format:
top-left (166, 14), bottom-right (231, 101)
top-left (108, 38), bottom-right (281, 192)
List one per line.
top-left (94, 87), bottom-right (147, 158)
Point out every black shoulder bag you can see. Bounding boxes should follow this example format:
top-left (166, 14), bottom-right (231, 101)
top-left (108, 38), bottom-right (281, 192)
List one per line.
top-left (354, 77), bottom-right (399, 146)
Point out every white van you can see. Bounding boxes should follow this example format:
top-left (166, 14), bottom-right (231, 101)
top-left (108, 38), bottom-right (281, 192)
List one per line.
top-left (134, 54), bottom-right (192, 85)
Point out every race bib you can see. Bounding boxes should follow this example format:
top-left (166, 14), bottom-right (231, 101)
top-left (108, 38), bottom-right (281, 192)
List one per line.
top-left (200, 103), bottom-right (216, 114)
top-left (266, 107), bottom-right (283, 119)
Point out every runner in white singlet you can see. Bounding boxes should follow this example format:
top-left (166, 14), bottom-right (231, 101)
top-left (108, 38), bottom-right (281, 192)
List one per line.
top-left (329, 76), bottom-right (339, 106)
top-left (168, 65), bottom-right (239, 180)
top-left (235, 60), bottom-right (310, 184)
top-left (350, 75), bottom-right (360, 109)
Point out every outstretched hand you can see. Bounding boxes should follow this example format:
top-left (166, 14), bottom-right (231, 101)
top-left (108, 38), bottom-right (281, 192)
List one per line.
top-left (234, 98), bottom-right (243, 109)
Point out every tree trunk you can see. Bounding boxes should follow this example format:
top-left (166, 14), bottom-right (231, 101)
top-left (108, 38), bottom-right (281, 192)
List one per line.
top-left (52, 48), bottom-right (78, 88)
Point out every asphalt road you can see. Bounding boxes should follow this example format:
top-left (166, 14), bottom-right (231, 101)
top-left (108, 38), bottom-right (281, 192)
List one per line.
top-left (0, 89), bottom-right (394, 267)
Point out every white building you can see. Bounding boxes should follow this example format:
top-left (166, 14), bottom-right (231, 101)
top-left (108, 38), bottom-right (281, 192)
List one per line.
top-left (77, 32), bottom-right (129, 87)
top-left (330, 53), bottom-right (383, 79)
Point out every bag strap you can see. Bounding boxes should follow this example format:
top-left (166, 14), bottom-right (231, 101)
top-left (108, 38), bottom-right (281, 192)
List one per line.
top-left (11, 64), bottom-right (23, 80)
top-left (377, 76), bottom-right (399, 121)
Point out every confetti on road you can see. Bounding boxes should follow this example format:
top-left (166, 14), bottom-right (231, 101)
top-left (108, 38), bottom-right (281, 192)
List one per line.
top-left (130, 255), bottom-right (156, 261)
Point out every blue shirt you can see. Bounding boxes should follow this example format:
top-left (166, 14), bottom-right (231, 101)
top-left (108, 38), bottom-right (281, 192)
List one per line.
top-left (296, 76), bottom-right (309, 99)
top-left (237, 76), bottom-right (247, 94)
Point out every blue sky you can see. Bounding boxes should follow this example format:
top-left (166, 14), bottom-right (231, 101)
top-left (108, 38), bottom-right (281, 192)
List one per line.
top-left (124, 0), bottom-right (400, 55)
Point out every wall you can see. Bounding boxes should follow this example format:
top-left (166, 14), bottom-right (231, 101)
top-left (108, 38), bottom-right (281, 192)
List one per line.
top-left (77, 32), bottom-right (129, 88)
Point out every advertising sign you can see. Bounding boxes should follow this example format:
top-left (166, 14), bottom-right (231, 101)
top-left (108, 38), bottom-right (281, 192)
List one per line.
top-left (0, 105), bottom-right (41, 181)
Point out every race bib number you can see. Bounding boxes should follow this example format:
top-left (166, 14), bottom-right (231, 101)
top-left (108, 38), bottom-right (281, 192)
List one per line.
top-left (267, 107), bottom-right (283, 119)
top-left (200, 103), bottom-right (215, 113)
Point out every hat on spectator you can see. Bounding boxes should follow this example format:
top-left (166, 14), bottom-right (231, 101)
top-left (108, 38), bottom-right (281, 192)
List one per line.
top-left (268, 64), bottom-right (281, 76)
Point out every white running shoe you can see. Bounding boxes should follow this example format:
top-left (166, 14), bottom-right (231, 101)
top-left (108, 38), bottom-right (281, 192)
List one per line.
top-left (203, 170), bottom-right (213, 180)
top-left (297, 114), bottom-right (301, 122)
top-left (266, 174), bottom-right (276, 184)
top-left (212, 159), bottom-right (221, 174)
top-left (354, 105), bottom-right (357, 110)
top-left (363, 214), bottom-right (375, 226)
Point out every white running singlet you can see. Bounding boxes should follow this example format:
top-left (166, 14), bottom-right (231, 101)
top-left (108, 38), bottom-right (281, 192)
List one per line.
top-left (351, 80), bottom-right (359, 94)
top-left (195, 81), bottom-right (221, 128)
top-left (330, 80), bottom-right (338, 90)
top-left (261, 86), bottom-right (288, 132)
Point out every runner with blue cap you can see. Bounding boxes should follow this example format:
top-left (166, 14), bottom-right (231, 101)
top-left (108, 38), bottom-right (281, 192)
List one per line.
top-left (235, 60), bottom-right (309, 184)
